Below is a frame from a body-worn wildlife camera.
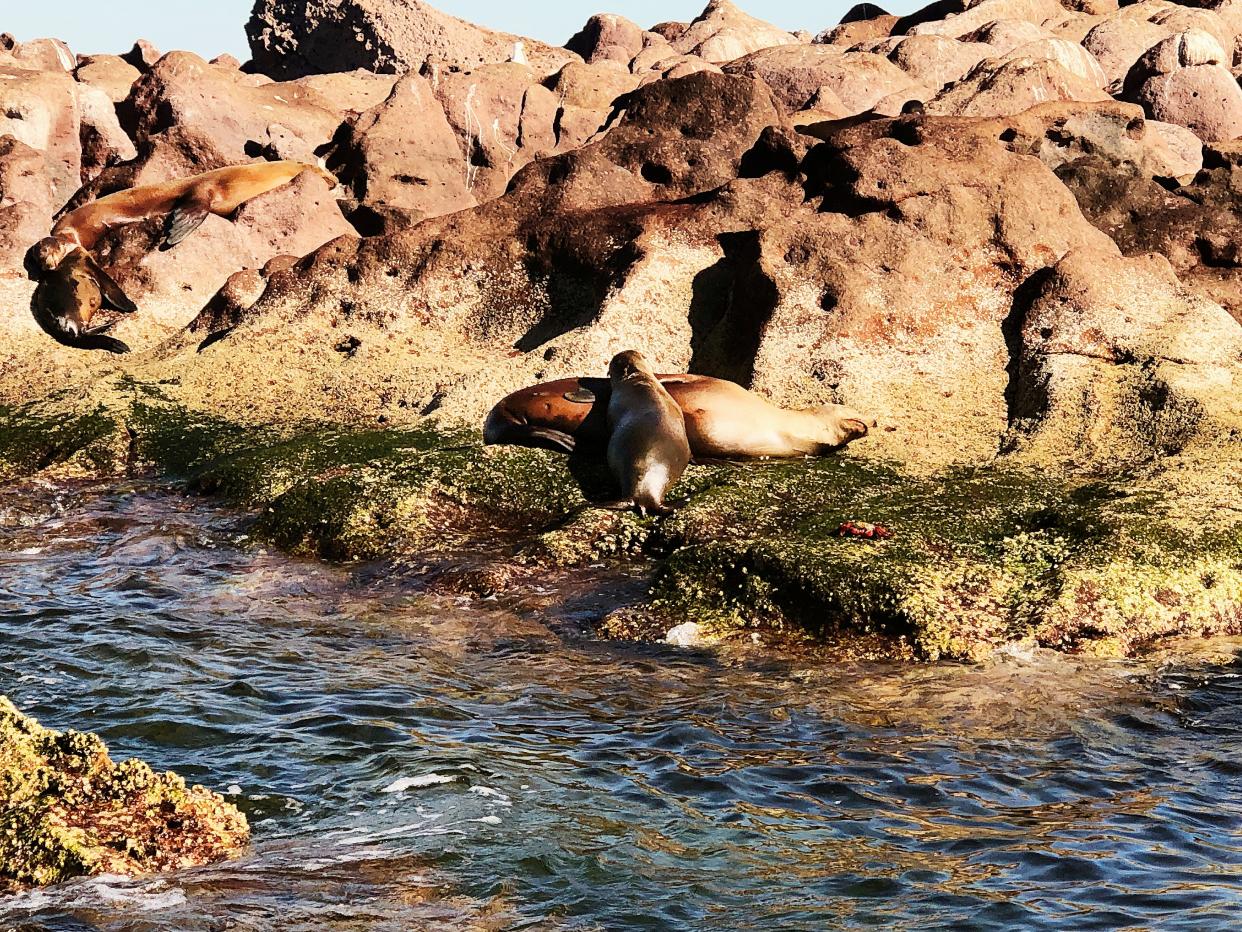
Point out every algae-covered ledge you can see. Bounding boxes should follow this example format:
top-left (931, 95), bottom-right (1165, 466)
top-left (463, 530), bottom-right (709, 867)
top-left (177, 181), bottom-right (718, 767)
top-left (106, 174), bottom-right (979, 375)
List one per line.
top-left (2, 396), bottom-right (1239, 663)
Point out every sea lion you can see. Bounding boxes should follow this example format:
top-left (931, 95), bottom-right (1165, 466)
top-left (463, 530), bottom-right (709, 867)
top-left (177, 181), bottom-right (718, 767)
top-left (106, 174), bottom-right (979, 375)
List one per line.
top-left (25, 235), bottom-right (138, 354)
top-left (605, 350), bottom-right (691, 516)
top-left (50, 160), bottom-right (338, 251)
top-left (483, 373), bottom-right (875, 459)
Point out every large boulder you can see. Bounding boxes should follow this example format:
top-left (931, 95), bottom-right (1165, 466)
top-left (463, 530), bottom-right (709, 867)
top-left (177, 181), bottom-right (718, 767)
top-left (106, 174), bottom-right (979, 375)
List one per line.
top-left (565, 13), bottom-right (648, 65)
top-left (1130, 59), bottom-right (1242, 142)
top-left (74, 54), bottom-right (141, 103)
top-left (0, 138), bottom-right (54, 272)
top-left (928, 57), bottom-right (1111, 117)
top-left (326, 72), bottom-right (478, 224)
top-left (1058, 145), bottom-right (1242, 322)
top-left (1007, 248), bottom-right (1242, 467)
top-left (902, 0), bottom-right (1066, 39)
top-left (246, 0), bottom-right (578, 80)
top-left (670, 0), bottom-right (800, 63)
top-left (120, 52), bottom-right (344, 161)
top-left (726, 48), bottom-right (918, 115)
top-left (0, 66), bottom-right (81, 198)
top-left (877, 35), bottom-right (992, 91)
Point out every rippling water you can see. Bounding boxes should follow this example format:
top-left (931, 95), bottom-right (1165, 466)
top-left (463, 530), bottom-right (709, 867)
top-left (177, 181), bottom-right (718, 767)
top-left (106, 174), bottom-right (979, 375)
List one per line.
top-left (1, 483), bottom-right (1241, 930)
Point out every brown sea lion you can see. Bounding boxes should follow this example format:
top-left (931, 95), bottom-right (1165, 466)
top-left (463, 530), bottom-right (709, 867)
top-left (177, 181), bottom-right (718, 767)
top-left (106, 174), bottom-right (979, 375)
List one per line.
top-left (483, 373), bottom-right (875, 459)
top-left (50, 160), bottom-right (338, 251)
top-left (605, 350), bottom-right (691, 516)
top-left (24, 235), bottom-right (138, 354)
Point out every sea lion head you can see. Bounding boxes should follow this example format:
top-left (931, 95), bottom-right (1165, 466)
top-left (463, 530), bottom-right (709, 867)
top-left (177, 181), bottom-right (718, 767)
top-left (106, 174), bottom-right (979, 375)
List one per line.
top-left (608, 349), bottom-right (656, 382)
top-left (24, 235), bottom-right (77, 279)
top-left (814, 403), bottom-right (878, 448)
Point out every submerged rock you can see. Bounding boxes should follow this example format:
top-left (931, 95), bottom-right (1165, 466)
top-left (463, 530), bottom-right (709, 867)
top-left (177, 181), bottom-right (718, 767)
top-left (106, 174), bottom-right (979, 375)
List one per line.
top-left (0, 696), bottom-right (248, 890)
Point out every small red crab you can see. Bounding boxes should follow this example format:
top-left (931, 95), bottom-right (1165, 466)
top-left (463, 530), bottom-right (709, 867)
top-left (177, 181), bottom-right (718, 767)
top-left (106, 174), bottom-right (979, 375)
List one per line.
top-left (837, 521), bottom-right (894, 541)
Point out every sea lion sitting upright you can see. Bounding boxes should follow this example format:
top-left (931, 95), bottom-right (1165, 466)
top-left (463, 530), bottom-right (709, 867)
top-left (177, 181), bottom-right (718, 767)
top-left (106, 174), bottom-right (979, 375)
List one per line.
top-left (51, 160), bottom-right (338, 251)
top-left (484, 373), bottom-right (875, 459)
top-left (605, 350), bottom-right (691, 516)
top-left (24, 236), bottom-right (138, 354)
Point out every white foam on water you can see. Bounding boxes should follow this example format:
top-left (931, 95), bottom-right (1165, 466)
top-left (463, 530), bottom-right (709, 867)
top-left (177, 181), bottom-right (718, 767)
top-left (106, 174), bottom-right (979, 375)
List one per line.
top-left (382, 773), bottom-right (458, 794)
top-left (469, 786), bottom-right (512, 806)
top-left (471, 815), bottom-right (503, 825)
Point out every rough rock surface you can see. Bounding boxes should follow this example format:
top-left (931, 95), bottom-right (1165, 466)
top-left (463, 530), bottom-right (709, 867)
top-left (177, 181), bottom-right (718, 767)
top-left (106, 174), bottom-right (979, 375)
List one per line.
top-left (0, 696), bottom-right (248, 890)
top-left (246, 0), bottom-right (578, 79)
top-left (670, 0), bottom-right (800, 62)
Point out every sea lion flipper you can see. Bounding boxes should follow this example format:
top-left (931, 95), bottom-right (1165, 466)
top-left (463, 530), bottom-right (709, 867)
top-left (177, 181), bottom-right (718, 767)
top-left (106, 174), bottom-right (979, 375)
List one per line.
top-left (563, 388), bottom-right (596, 404)
top-left (161, 194), bottom-right (210, 248)
top-left (82, 255), bottom-right (138, 313)
top-left (75, 332), bottom-right (131, 354)
top-left (527, 428), bottom-right (576, 454)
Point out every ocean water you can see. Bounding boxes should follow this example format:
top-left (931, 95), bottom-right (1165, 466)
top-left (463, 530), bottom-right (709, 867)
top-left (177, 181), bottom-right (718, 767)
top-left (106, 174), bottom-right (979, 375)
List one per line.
top-left (1, 483), bottom-right (1240, 931)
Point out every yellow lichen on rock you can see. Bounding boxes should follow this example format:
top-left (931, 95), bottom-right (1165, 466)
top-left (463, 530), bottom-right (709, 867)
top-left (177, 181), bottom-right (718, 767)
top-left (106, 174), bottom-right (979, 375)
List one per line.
top-left (0, 696), bottom-right (248, 891)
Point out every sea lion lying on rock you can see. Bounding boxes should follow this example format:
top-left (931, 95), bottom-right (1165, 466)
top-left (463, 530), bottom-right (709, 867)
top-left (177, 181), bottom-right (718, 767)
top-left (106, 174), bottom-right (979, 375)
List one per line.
top-left (484, 373), bottom-right (875, 459)
top-left (605, 350), bottom-right (691, 516)
top-left (50, 160), bottom-right (337, 251)
top-left (24, 235), bottom-right (137, 354)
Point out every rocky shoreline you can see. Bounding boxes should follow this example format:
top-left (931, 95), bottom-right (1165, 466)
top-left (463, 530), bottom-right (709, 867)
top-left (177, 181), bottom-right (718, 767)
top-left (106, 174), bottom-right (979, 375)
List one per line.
top-left (0, 0), bottom-right (1240, 670)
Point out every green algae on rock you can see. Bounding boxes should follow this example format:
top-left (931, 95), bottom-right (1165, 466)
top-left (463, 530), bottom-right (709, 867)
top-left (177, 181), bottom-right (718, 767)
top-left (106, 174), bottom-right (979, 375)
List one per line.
top-left (0, 696), bottom-right (249, 891)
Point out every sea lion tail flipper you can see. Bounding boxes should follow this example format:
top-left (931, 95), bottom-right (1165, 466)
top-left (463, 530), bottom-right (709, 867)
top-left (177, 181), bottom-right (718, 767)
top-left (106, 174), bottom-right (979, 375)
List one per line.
top-left (76, 331), bottom-right (131, 354)
top-left (161, 194), bottom-right (211, 248)
top-left (83, 255), bottom-right (138, 313)
top-left (527, 428), bottom-right (576, 454)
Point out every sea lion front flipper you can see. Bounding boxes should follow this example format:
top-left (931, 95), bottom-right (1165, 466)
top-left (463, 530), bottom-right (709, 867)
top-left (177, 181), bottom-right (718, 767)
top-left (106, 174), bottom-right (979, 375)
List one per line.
top-left (563, 388), bottom-right (596, 404)
top-left (76, 331), bottom-right (131, 354)
top-left (82, 255), bottom-right (138, 313)
top-left (161, 193), bottom-right (211, 249)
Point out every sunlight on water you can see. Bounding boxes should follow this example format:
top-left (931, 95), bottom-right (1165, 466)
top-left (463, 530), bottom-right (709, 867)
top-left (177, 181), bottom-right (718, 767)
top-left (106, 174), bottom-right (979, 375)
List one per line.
top-left (1, 483), bottom-right (1240, 930)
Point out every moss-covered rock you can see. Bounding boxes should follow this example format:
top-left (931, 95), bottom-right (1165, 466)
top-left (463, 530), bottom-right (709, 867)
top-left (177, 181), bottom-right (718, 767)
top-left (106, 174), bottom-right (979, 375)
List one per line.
top-left (1, 384), bottom-right (1238, 662)
top-left (0, 696), bottom-right (249, 891)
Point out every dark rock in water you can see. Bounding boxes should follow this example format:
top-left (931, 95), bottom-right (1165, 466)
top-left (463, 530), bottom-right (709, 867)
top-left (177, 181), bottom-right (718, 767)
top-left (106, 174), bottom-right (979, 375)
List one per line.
top-left (245, 0), bottom-right (579, 80)
top-left (0, 695), bottom-right (248, 890)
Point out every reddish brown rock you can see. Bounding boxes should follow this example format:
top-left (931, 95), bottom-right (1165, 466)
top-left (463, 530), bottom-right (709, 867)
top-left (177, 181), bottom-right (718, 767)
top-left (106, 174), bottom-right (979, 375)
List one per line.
top-left (566, 13), bottom-right (648, 65)
top-left (1058, 146), bottom-right (1242, 322)
top-left (1007, 248), bottom-right (1242, 466)
top-left (902, 0), bottom-right (1065, 39)
top-left (1082, 10), bottom-right (1174, 89)
top-left (74, 55), bottom-right (141, 103)
top-left (122, 40), bottom-right (162, 71)
top-left (962, 19), bottom-right (1054, 53)
top-left (0, 37), bottom-right (75, 72)
top-left (670, 0), bottom-right (799, 63)
top-left (326, 72), bottom-right (477, 223)
top-left (246, 0), bottom-right (578, 80)
top-left (1131, 62), bottom-right (1242, 142)
top-left (928, 57), bottom-right (1111, 117)
top-left (120, 52), bottom-right (344, 161)
top-left (722, 45), bottom-right (849, 112)
top-left (0, 137), bottom-right (54, 271)
top-left (0, 66), bottom-right (81, 200)
top-left (877, 35), bottom-right (992, 90)
top-left (815, 15), bottom-right (899, 47)
top-left (727, 49), bottom-right (917, 116)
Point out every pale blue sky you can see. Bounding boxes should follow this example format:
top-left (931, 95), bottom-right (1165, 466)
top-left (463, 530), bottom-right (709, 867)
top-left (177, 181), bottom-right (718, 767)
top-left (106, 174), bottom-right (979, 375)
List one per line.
top-left (4, 1), bottom-right (907, 60)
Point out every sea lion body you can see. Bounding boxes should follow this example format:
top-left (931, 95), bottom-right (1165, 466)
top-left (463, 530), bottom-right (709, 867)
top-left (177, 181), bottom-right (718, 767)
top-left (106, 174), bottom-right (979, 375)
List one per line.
top-left (26, 236), bottom-right (137, 354)
top-left (484, 373), bottom-right (874, 459)
top-left (606, 351), bottom-right (690, 515)
top-left (51, 161), bottom-right (337, 250)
